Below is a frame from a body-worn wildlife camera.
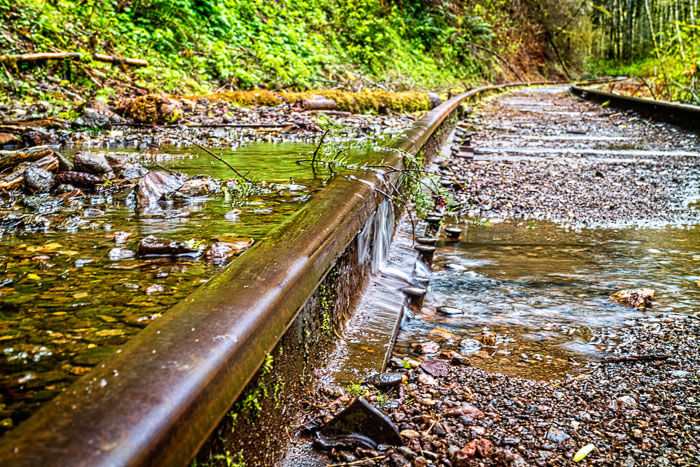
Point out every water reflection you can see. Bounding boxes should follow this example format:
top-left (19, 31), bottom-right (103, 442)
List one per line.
top-left (394, 219), bottom-right (700, 379)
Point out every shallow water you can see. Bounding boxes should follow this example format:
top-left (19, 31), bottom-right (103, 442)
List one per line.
top-left (0, 140), bottom-right (366, 431)
top-left (394, 219), bottom-right (700, 380)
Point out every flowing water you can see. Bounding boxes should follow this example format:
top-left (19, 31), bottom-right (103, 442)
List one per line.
top-left (393, 219), bottom-right (700, 380)
top-left (0, 141), bottom-right (370, 432)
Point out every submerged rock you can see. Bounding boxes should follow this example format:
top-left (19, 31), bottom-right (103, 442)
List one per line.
top-left (413, 341), bottom-right (440, 355)
top-left (175, 177), bottom-right (221, 197)
top-left (611, 288), bottom-right (655, 308)
top-left (205, 242), bottom-right (240, 263)
top-left (108, 247), bottom-right (136, 261)
top-left (459, 338), bottom-right (483, 355)
top-left (137, 235), bottom-right (202, 258)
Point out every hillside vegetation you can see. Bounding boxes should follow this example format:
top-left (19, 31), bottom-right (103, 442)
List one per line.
top-left (5, 0), bottom-right (689, 105)
top-left (0, 0), bottom-right (582, 105)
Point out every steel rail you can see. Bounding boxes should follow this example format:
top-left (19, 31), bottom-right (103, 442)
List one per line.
top-left (0, 81), bottom-right (561, 467)
top-left (571, 85), bottom-right (700, 130)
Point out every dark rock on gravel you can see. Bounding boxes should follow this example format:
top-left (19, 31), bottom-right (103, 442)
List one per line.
top-left (323, 396), bottom-right (403, 447)
top-left (368, 372), bottom-right (404, 389)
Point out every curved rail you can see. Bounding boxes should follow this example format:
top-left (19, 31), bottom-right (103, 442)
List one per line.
top-left (0, 81), bottom-right (560, 467)
top-left (571, 85), bottom-right (700, 131)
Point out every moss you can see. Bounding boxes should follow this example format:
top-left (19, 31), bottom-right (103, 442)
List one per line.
top-left (186, 89), bottom-right (431, 114)
top-left (128, 94), bottom-right (183, 124)
top-left (188, 90), bottom-right (283, 107)
top-left (282, 89), bottom-right (432, 113)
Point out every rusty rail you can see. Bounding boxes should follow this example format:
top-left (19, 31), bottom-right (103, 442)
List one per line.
top-left (571, 85), bottom-right (700, 131)
top-left (0, 81), bottom-right (559, 466)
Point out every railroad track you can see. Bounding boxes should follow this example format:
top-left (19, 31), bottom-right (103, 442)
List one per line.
top-left (2, 80), bottom-right (697, 466)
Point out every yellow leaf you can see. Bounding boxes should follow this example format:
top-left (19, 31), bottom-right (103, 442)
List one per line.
top-left (44, 242), bottom-right (62, 250)
top-left (573, 443), bottom-right (595, 462)
top-left (73, 292), bottom-right (89, 299)
top-left (58, 250), bottom-right (78, 256)
top-left (27, 273), bottom-right (41, 281)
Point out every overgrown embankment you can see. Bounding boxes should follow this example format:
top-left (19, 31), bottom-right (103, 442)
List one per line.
top-left (0, 0), bottom-right (566, 107)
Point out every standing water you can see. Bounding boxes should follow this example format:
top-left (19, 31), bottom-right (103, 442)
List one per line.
top-left (0, 140), bottom-right (372, 432)
top-left (394, 220), bottom-right (700, 380)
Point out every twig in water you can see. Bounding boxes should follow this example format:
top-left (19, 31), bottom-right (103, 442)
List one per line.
top-left (312, 129), bottom-right (330, 168)
top-left (154, 164), bottom-right (178, 176)
top-left (164, 131), bottom-right (253, 183)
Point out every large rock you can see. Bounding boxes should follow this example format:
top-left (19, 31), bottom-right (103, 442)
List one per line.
top-left (23, 167), bottom-right (54, 193)
top-left (73, 152), bottom-right (113, 176)
top-left (136, 172), bottom-right (185, 206)
top-left (428, 92), bottom-right (442, 109)
top-left (124, 94), bottom-right (183, 124)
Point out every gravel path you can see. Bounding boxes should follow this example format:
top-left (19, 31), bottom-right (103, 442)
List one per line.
top-left (442, 87), bottom-right (700, 228)
top-left (304, 88), bottom-right (700, 466)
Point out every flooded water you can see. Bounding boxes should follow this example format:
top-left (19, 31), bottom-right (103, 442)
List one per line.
top-left (393, 219), bottom-right (700, 380)
top-left (0, 141), bottom-right (367, 432)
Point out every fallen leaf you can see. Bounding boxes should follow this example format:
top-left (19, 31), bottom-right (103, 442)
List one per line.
top-left (573, 443), bottom-right (595, 462)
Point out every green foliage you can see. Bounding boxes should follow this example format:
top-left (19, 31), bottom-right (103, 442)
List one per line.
top-left (0, 0), bottom-right (536, 98)
top-left (319, 284), bottom-right (332, 337)
top-left (239, 352), bottom-right (274, 416)
top-left (587, 0), bottom-right (700, 103)
top-left (346, 380), bottom-right (364, 396)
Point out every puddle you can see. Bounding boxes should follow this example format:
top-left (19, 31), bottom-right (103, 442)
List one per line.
top-left (393, 219), bottom-right (700, 380)
top-left (0, 140), bottom-right (370, 432)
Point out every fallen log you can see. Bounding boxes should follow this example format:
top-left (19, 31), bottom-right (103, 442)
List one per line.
top-left (0, 146), bottom-right (54, 170)
top-left (0, 117), bottom-right (69, 131)
top-left (0, 53), bottom-right (148, 67)
top-left (0, 155), bottom-right (58, 191)
top-left (299, 97), bottom-right (339, 111)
